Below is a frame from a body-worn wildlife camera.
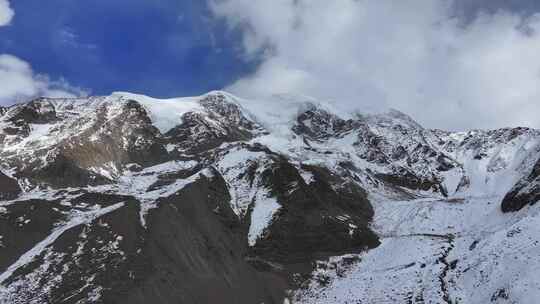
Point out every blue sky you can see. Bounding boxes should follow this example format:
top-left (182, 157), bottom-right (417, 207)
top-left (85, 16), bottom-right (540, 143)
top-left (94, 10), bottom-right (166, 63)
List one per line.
top-left (0, 0), bottom-right (259, 97)
top-left (0, 0), bottom-right (539, 129)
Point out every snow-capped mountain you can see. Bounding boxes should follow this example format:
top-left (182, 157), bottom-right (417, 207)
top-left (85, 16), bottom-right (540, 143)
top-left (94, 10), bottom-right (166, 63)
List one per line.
top-left (0, 91), bottom-right (538, 303)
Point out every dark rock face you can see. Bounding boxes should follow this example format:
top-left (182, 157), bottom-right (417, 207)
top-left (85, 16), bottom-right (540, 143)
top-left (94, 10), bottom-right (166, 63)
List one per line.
top-left (376, 171), bottom-right (447, 196)
top-left (502, 159), bottom-right (540, 212)
top-left (122, 173), bottom-right (285, 304)
top-left (0, 197), bottom-right (146, 304)
top-left (0, 172), bottom-right (21, 200)
top-left (248, 160), bottom-right (379, 284)
top-left (19, 154), bottom-right (111, 188)
top-left (57, 99), bottom-right (169, 171)
top-left (0, 99), bottom-right (58, 139)
top-left (293, 108), bottom-right (357, 141)
top-left (125, 101), bottom-right (169, 165)
top-left (9, 99), bottom-right (58, 125)
top-left (165, 111), bottom-right (246, 153)
top-left (48, 200), bottom-right (148, 304)
top-left (0, 200), bottom-right (67, 273)
top-left (0, 176), bottom-right (286, 304)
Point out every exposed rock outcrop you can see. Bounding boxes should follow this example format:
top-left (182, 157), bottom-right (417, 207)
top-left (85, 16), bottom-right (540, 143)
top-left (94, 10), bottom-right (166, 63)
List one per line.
top-left (501, 158), bottom-right (540, 212)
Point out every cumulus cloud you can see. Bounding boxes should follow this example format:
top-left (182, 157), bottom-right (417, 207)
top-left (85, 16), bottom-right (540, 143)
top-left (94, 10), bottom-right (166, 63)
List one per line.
top-left (0, 54), bottom-right (88, 105)
top-left (0, 2), bottom-right (87, 106)
top-left (211, 0), bottom-right (540, 130)
top-left (0, 0), bottom-right (14, 26)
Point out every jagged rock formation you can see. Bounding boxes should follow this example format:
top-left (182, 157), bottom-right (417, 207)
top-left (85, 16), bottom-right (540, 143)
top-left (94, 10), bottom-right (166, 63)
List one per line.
top-left (0, 91), bottom-right (539, 303)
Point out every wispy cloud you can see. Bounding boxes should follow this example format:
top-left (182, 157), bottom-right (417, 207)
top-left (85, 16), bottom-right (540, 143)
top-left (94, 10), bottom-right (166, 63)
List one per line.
top-left (57, 27), bottom-right (98, 50)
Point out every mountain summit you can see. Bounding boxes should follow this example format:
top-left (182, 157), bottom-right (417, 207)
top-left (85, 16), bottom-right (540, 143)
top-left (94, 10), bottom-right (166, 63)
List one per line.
top-left (0, 92), bottom-right (539, 303)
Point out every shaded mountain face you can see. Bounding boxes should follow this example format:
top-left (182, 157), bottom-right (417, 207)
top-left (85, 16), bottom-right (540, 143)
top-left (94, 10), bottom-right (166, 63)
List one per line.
top-left (0, 91), bottom-right (538, 303)
top-left (0, 172), bottom-right (20, 200)
top-left (502, 157), bottom-right (540, 212)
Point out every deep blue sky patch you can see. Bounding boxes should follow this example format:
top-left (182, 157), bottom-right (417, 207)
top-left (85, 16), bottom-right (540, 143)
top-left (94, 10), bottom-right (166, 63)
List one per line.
top-left (0, 0), bottom-right (259, 97)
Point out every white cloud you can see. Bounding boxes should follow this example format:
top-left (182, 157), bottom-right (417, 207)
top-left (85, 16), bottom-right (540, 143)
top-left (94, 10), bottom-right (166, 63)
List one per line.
top-left (0, 0), bottom-right (13, 26)
top-left (0, 3), bottom-right (86, 105)
top-left (0, 54), bottom-right (88, 105)
top-left (211, 0), bottom-right (540, 130)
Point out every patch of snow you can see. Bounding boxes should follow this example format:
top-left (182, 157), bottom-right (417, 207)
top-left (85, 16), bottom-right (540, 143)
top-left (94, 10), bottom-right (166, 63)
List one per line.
top-left (112, 161), bottom-right (209, 227)
top-left (226, 93), bottom-right (353, 140)
top-left (216, 146), bottom-right (270, 217)
top-left (441, 168), bottom-right (463, 196)
top-left (112, 92), bottom-right (203, 134)
top-left (248, 194), bottom-right (281, 247)
top-left (299, 168), bottom-right (315, 184)
top-left (165, 144), bottom-right (176, 152)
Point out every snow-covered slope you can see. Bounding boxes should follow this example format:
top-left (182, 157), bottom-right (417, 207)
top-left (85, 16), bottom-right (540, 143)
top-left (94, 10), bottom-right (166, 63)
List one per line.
top-left (0, 91), bottom-right (539, 304)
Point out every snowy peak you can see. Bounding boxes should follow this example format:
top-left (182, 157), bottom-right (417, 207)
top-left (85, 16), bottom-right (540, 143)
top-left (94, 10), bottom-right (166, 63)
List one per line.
top-left (164, 92), bottom-right (266, 154)
top-left (292, 106), bottom-right (358, 140)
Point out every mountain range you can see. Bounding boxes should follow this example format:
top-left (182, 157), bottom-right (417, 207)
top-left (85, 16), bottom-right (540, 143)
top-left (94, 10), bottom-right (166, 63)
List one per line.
top-left (0, 91), bottom-right (539, 303)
